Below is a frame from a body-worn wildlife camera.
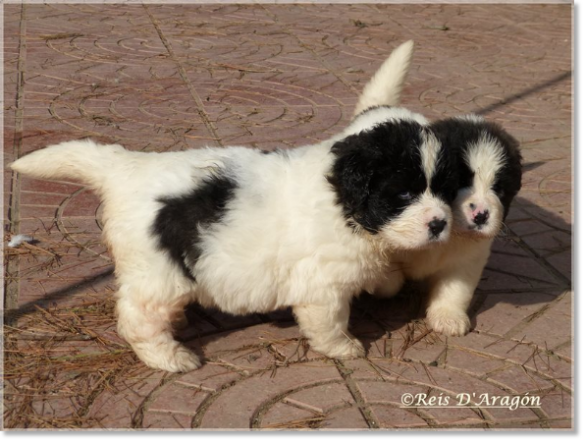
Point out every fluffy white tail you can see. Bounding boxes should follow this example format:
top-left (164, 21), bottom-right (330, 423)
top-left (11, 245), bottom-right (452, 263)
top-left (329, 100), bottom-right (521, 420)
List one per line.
top-left (354, 40), bottom-right (415, 116)
top-left (10, 139), bottom-right (128, 189)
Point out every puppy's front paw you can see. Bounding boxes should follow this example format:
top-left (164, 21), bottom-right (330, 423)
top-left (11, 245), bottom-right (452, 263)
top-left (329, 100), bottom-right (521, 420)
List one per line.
top-left (135, 342), bottom-right (202, 373)
top-left (427, 308), bottom-right (470, 336)
top-left (163, 346), bottom-right (202, 372)
top-left (312, 336), bottom-right (366, 359)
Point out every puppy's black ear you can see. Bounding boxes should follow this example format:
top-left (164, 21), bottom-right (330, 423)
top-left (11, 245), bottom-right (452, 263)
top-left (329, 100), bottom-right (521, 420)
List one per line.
top-left (487, 121), bottom-right (523, 188)
top-left (487, 122), bottom-right (523, 220)
top-left (328, 134), bottom-right (378, 221)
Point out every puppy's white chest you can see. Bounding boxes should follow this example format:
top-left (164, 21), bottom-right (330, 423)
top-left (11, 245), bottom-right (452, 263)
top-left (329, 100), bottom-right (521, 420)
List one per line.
top-left (400, 248), bottom-right (446, 280)
top-left (397, 237), bottom-right (492, 280)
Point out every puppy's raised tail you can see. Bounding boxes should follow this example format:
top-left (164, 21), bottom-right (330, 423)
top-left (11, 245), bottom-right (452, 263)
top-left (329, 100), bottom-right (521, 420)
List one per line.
top-left (353, 40), bottom-right (414, 116)
top-left (10, 139), bottom-right (127, 190)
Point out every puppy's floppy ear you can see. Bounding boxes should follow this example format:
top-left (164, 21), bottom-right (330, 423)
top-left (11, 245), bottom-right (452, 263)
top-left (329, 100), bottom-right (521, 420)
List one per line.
top-left (328, 134), bottom-right (378, 219)
top-left (486, 122), bottom-right (523, 220)
top-left (487, 121), bottom-right (523, 187)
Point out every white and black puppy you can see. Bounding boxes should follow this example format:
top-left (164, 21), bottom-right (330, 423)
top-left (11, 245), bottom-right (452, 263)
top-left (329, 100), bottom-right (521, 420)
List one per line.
top-left (10, 43), bottom-right (455, 372)
top-left (373, 116), bottom-right (522, 335)
top-left (432, 115), bottom-right (522, 239)
top-left (359, 44), bottom-right (522, 335)
top-left (427, 116), bottom-right (522, 334)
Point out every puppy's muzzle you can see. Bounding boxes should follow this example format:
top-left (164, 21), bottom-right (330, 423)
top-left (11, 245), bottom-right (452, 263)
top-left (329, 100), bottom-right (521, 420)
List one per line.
top-left (428, 218), bottom-right (447, 238)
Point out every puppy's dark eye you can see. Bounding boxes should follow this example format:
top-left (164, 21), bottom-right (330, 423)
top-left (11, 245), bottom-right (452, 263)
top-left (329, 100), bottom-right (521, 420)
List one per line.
top-left (397, 191), bottom-right (413, 201)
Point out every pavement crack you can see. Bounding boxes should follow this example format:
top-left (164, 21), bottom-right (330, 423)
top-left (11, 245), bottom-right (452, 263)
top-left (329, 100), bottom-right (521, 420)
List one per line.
top-left (4, 3), bottom-right (27, 319)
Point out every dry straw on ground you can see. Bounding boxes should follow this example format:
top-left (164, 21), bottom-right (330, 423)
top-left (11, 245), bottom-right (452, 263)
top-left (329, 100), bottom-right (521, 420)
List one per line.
top-left (2, 294), bottom-right (144, 429)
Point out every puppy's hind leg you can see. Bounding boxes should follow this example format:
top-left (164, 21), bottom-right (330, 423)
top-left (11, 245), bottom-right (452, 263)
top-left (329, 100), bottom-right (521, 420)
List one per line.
top-left (293, 298), bottom-right (365, 359)
top-left (116, 286), bottom-right (201, 372)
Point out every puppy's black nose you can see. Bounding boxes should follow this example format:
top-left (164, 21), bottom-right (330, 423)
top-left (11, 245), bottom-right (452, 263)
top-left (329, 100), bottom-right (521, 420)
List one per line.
top-left (473, 210), bottom-right (489, 226)
top-left (428, 218), bottom-right (447, 237)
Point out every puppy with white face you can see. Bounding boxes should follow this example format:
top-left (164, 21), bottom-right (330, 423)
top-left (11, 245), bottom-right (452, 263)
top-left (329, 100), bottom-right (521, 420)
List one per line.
top-left (361, 44), bottom-right (522, 336)
top-left (10, 42), bottom-right (450, 372)
top-left (425, 116), bottom-right (522, 334)
top-left (432, 115), bottom-right (522, 240)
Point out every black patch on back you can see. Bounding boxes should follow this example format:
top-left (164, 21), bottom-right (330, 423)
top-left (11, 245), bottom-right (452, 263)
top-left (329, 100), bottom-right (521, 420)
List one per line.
top-left (152, 174), bottom-right (236, 280)
top-left (259, 148), bottom-right (286, 155)
top-left (328, 120), bottom-right (429, 233)
top-left (431, 118), bottom-right (522, 219)
top-left (353, 104), bottom-right (393, 120)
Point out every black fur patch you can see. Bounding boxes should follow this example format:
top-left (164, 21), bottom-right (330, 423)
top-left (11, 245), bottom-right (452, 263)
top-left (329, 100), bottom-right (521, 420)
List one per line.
top-left (260, 148), bottom-right (284, 155)
top-left (429, 137), bottom-right (460, 205)
top-left (152, 174), bottom-right (236, 280)
top-left (353, 104), bottom-right (393, 120)
top-left (328, 120), bottom-right (431, 233)
top-left (352, 106), bottom-right (460, 208)
top-left (431, 118), bottom-right (522, 219)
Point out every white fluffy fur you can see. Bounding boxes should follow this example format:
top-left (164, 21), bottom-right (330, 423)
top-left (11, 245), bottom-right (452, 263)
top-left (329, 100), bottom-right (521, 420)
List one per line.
top-left (354, 40), bottom-right (414, 116)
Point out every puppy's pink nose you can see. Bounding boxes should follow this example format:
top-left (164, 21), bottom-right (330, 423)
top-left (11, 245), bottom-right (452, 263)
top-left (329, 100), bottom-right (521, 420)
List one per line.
top-left (473, 210), bottom-right (489, 226)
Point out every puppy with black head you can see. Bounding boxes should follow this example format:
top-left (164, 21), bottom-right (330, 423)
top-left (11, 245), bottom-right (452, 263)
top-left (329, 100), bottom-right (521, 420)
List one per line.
top-left (361, 45), bottom-right (522, 336)
top-left (329, 108), bottom-right (457, 251)
top-left (11, 42), bottom-right (452, 372)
